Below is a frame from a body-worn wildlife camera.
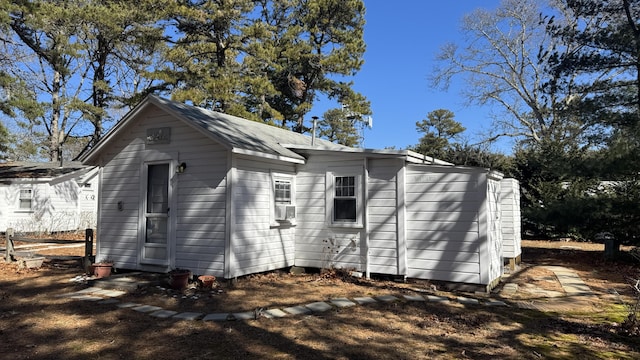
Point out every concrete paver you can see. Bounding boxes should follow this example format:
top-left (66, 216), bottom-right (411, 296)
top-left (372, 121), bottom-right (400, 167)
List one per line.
top-left (233, 311), bottom-right (257, 320)
top-left (485, 300), bottom-right (508, 306)
top-left (426, 295), bottom-right (450, 303)
top-left (330, 298), bottom-right (356, 308)
top-left (150, 310), bottom-right (178, 318)
top-left (116, 302), bottom-right (141, 308)
top-left (264, 309), bottom-right (288, 318)
top-left (283, 305), bottom-right (312, 315)
top-left (203, 313), bottom-right (230, 322)
top-left (376, 295), bottom-right (399, 302)
top-left (305, 301), bottom-right (333, 313)
top-left (132, 305), bottom-right (163, 313)
top-left (172, 312), bottom-right (204, 321)
top-left (353, 296), bottom-right (377, 305)
top-left (70, 295), bottom-right (104, 301)
top-left (457, 297), bottom-right (480, 305)
top-left (97, 299), bottom-right (120, 305)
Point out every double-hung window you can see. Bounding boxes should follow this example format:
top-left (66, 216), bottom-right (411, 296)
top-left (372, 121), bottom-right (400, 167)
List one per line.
top-left (334, 176), bottom-right (356, 222)
top-left (19, 189), bottom-right (32, 210)
top-left (327, 170), bottom-right (362, 227)
top-left (274, 180), bottom-right (291, 205)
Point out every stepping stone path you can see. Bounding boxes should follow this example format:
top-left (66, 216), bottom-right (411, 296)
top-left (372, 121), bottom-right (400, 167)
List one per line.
top-left (57, 265), bottom-right (599, 321)
top-left (57, 284), bottom-right (509, 323)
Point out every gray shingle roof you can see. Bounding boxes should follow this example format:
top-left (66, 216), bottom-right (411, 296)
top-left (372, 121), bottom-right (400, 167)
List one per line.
top-left (151, 96), bottom-right (352, 161)
top-left (0, 161), bottom-right (88, 179)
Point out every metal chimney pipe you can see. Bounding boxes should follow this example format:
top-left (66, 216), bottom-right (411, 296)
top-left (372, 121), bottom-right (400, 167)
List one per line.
top-left (311, 116), bottom-right (318, 146)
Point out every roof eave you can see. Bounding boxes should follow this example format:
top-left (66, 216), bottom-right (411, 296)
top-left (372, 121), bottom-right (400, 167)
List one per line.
top-left (283, 144), bottom-right (454, 165)
top-left (232, 148), bottom-right (306, 164)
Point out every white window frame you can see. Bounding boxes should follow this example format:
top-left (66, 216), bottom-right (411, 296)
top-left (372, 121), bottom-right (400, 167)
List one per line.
top-left (326, 169), bottom-right (363, 228)
top-left (270, 172), bottom-right (296, 226)
top-left (18, 188), bottom-right (33, 211)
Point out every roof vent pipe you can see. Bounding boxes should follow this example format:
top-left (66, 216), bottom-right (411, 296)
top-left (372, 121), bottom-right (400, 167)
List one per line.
top-left (311, 116), bottom-right (318, 146)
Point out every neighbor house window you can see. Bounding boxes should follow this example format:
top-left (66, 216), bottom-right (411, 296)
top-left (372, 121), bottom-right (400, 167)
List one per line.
top-left (334, 176), bottom-right (356, 222)
top-left (326, 170), bottom-right (362, 227)
top-left (19, 189), bottom-right (32, 210)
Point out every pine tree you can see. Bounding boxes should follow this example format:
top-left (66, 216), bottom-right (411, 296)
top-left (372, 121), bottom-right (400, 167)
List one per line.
top-left (412, 109), bottom-right (465, 160)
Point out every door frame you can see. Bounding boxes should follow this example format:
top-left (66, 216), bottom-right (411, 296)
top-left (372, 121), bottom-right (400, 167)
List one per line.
top-left (138, 152), bottom-right (178, 269)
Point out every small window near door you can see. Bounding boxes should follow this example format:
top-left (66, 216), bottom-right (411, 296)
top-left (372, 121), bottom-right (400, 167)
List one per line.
top-left (334, 176), bottom-right (356, 222)
top-left (19, 189), bottom-right (32, 210)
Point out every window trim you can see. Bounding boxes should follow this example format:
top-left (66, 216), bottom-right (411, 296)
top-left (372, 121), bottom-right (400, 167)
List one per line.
top-left (270, 172), bottom-right (296, 227)
top-left (326, 169), bottom-right (363, 228)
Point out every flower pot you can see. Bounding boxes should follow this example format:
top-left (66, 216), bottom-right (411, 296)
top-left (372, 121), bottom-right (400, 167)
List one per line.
top-left (198, 275), bottom-right (216, 289)
top-left (93, 263), bottom-right (113, 278)
top-left (19, 257), bottom-right (45, 269)
top-left (169, 269), bottom-right (191, 290)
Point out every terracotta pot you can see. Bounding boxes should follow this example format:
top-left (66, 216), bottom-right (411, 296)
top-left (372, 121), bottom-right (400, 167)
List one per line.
top-left (93, 263), bottom-right (113, 278)
top-left (169, 269), bottom-right (191, 290)
top-left (198, 275), bottom-right (216, 288)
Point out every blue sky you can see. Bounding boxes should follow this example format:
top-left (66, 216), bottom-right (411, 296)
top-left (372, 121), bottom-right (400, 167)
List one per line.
top-left (311, 0), bottom-right (512, 153)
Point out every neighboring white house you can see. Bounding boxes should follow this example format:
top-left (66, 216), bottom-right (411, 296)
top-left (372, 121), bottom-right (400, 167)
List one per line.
top-left (0, 162), bottom-right (99, 233)
top-left (80, 95), bottom-right (512, 290)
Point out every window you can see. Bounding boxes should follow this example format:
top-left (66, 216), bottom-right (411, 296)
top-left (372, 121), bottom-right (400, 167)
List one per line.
top-left (326, 170), bottom-right (362, 227)
top-left (274, 180), bottom-right (291, 205)
top-left (271, 173), bottom-right (296, 225)
top-left (334, 176), bottom-right (356, 222)
top-left (19, 189), bottom-right (32, 210)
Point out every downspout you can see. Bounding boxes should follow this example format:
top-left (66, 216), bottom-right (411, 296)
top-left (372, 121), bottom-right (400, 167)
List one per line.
top-left (363, 156), bottom-right (370, 278)
top-left (224, 152), bottom-right (235, 279)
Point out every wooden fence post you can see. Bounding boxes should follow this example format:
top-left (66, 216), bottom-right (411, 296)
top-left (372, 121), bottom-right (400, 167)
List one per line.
top-left (85, 228), bottom-right (94, 258)
top-left (5, 228), bottom-right (14, 262)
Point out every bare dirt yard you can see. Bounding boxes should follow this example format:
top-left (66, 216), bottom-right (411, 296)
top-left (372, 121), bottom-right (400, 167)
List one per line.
top-left (1, 236), bottom-right (640, 359)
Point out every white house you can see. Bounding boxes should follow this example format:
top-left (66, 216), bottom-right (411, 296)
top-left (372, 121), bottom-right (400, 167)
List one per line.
top-left (81, 95), bottom-right (510, 290)
top-left (0, 162), bottom-right (99, 233)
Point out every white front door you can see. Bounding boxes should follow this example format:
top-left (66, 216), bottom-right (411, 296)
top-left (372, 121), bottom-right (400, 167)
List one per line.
top-left (141, 163), bottom-right (171, 265)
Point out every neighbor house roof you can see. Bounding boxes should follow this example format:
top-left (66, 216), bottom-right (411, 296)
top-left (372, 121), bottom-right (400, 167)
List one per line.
top-left (81, 95), bottom-right (353, 164)
top-left (0, 161), bottom-right (93, 184)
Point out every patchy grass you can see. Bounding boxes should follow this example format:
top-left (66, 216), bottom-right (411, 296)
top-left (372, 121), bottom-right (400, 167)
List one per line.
top-left (1, 238), bottom-right (640, 359)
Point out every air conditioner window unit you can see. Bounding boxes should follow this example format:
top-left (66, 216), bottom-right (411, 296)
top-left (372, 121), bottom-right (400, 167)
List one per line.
top-left (276, 204), bottom-right (296, 220)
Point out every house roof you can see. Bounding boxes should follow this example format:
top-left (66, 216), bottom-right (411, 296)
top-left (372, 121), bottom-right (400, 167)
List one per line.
top-left (81, 95), bottom-right (454, 166)
top-left (0, 161), bottom-right (91, 181)
top-left (81, 95), bottom-right (353, 164)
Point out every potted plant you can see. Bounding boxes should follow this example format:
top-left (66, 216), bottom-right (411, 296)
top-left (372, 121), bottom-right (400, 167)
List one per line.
top-left (169, 268), bottom-right (191, 290)
top-left (92, 258), bottom-right (114, 278)
top-left (198, 275), bottom-right (216, 289)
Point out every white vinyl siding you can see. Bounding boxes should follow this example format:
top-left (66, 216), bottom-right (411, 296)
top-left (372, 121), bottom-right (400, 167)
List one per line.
top-left (367, 158), bottom-right (402, 275)
top-left (501, 178), bottom-right (522, 259)
top-left (295, 155), bottom-right (365, 271)
top-left (97, 105), bottom-right (228, 274)
top-left (405, 165), bottom-right (503, 286)
top-left (229, 157), bottom-right (296, 278)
